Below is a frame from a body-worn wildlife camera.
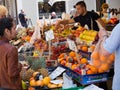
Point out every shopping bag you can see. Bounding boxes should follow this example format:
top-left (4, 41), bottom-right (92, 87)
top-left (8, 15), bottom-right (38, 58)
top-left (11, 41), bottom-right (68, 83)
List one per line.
top-left (91, 36), bottom-right (115, 73)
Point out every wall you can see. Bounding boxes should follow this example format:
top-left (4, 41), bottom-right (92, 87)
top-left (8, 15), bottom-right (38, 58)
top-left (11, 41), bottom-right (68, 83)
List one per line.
top-left (66, 0), bottom-right (96, 14)
top-left (106, 0), bottom-right (120, 9)
top-left (16, 0), bottom-right (22, 14)
top-left (22, 0), bottom-right (38, 25)
top-left (17, 0), bottom-right (38, 25)
top-left (17, 0), bottom-right (96, 25)
top-left (84, 0), bottom-right (96, 11)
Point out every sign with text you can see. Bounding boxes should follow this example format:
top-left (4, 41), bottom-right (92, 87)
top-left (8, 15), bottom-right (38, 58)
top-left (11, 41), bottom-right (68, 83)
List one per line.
top-left (45, 30), bottom-right (54, 41)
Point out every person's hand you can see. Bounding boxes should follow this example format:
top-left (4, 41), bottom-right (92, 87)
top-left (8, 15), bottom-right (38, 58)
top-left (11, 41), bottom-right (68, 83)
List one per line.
top-left (98, 29), bottom-right (108, 39)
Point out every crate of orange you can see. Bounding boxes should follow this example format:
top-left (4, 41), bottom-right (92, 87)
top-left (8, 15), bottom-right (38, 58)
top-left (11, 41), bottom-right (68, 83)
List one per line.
top-left (58, 51), bottom-right (108, 85)
top-left (60, 65), bottom-right (108, 85)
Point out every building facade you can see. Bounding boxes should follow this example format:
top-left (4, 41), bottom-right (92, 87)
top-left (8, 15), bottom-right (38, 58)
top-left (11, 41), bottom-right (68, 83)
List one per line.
top-left (0, 0), bottom-right (18, 23)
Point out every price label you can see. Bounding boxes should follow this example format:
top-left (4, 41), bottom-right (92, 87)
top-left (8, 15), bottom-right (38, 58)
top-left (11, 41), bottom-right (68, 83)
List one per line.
top-left (50, 80), bottom-right (63, 84)
top-left (45, 30), bottom-right (54, 41)
top-left (49, 66), bottom-right (66, 80)
top-left (67, 38), bottom-right (78, 52)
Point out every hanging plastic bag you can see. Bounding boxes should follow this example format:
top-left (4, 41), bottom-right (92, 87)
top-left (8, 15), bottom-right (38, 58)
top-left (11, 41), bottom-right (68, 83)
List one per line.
top-left (62, 12), bottom-right (70, 20)
top-left (30, 24), bottom-right (41, 44)
top-left (62, 73), bottom-right (77, 89)
top-left (91, 36), bottom-right (115, 73)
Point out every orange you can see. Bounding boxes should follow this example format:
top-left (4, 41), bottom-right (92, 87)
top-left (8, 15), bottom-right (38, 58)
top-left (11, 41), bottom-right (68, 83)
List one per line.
top-left (81, 46), bottom-right (88, 52)
top-left (48, 83), bottom-right (57, 88)
top-left (71, 64), bottom-right (78, 70)
top-left (109, 54), bottom-right (115, 62)
top-left (36, 80), bottom-right (44, 87)
top-left (25, 36), bottom-right (31, 42)
top-left (90, 65), bottom-right (98, 73)
top-left (58, 53), bottom-right (65, 59)
top-left (91, 51), bottom-right (99, 60)
top-left (69, 51), bottom-right (76, 57)
top-left (98, 68), bottom-right (105, 73)
top-left (58, 58), bottom-right (64, 63)
top-left (30, 77), bottom-right (34, 81)
top-left (86, 64), bottom-right (92, 69)
top-left (60, 60), bottom-right (66, 66)
top-left (80, 58), bottom-right (88, 64)
top-left (43, 77), bottom-right (51, 86)
top-left (93, 59), bottom-right (101, 68)
top-left (73, 56), bottom-right (77, 61)
top-left (30, 79), bottom-right (36, 86)
top-left (107, 60), bottom-right (112, 65)
top-left (100, 55), bottom-right (107, 62)
top-left (33, 72), bottom-right (40, 77)
top-left (100, 63), bottom-right (110, 72)
top-left (90, 45), bottom-right (95, 52)
top-left (87, 70), bottom-right (94, 75)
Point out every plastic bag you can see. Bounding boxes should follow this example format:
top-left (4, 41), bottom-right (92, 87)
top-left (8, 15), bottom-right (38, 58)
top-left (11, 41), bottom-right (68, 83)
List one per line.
top-left (91, 36), bottom-right (115, 73)
top-left (61, 12), bottom-right (70, 20)
top-left (30, 24), bottom-right (41, 44)
top-left (62, 73), bottom-right (77, 89)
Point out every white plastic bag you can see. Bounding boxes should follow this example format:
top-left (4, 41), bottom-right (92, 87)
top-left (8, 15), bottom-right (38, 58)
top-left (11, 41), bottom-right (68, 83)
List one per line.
top-left (30, 24), bottom-right (41, 44)
top-left (62, 73), bottom-right (77, 89)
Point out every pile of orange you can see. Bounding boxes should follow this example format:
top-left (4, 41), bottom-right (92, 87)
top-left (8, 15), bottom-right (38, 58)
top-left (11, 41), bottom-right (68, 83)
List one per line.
top-left (58, 51), bottom-right (80, 70)
top-left (80, 58), bottom-right (88, 64)
top-left (91, 51), bottom-right (115, 73)
top-left (81, 46), bottom-right (88, 52)
top-left (29, 72), bottom-right (51, 87)
top-left (30, 73), bottom-right (44, 87)
top-left (22, 35), bottom-right (31, 42)
top-left (86, 64), bottom-right (98, 75)
top-left (90, 45), bottom-right (95, 52)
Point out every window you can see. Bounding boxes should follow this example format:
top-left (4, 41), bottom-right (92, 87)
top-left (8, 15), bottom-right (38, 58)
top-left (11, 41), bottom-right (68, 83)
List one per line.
top-left (96, 0), bottom-right (106, 11)
top-left (38, 1), bottom-right (65, 19)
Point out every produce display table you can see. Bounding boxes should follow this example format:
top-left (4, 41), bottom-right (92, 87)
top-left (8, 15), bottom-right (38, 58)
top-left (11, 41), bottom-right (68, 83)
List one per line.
top-left (60, 65), bottom-right (108, 85)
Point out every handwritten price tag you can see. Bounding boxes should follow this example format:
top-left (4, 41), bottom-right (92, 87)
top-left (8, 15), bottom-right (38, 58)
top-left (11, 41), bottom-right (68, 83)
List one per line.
top-left (49, 66), bottom-right (66, 80)
top-left (45, 30), bottom-right (54, 41)
top-left (67, 39), bottom-right (78, 52)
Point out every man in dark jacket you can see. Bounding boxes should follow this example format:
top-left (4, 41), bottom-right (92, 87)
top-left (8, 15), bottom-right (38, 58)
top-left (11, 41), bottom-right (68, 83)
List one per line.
top-left (19, 10), bottom-right (28, 28)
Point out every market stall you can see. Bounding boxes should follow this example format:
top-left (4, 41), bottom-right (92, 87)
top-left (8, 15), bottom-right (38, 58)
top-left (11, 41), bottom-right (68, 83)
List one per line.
top-left (10, 16), bottom-right (116, 90)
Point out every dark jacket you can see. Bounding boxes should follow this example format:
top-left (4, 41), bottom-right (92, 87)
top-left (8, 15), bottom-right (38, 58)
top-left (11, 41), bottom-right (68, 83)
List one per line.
top-left (0, 38), bottom-right (22, 90)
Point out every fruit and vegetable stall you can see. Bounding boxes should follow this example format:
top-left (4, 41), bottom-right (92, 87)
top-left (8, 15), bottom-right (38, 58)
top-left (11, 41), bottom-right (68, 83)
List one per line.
top-left (12, 18), bottom-right (118, 90)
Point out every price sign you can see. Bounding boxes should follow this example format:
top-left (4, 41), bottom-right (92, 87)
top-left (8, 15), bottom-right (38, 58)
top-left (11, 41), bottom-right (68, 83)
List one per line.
top-left (67, 38), bottom-right (78, 52)
top-left (45, 30), bottom-right (54, 41)
top-left (49, 66), bottom-right (66, 80)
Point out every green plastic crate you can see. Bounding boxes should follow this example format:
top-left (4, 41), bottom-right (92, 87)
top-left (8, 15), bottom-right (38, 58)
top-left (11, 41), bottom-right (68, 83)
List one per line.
top-left (61, 86), bottom-right (84, 90)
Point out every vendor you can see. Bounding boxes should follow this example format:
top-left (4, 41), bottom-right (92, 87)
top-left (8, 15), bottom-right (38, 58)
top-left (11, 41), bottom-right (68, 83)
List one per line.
top-left (0, 17), bottom-right (22, 90)
top-left (55, 1), bottom-right (105, 31)
top-left (0, 5), bottom-right (8, 18)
